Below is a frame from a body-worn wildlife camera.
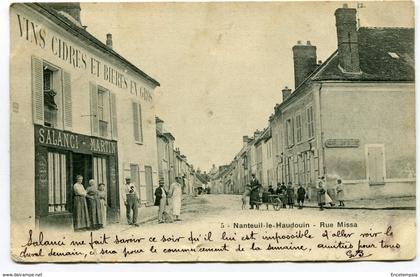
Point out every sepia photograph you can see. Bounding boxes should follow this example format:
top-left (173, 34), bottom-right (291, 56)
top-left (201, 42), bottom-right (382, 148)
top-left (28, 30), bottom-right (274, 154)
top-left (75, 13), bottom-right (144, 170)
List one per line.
top-left (8, 0), bottom-right (416, 263)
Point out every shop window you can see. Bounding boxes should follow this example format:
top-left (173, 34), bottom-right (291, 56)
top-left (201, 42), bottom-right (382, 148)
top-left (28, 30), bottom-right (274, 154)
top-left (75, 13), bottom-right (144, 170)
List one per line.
top-left (296, 113), bottom-right (302, 143)
top-left (306, 106), bottom-right (314, 138)
top-left (93, 156), bottom-right (108, 187)
top-left (48, 152), bottom-right (67, 213)
top-left (132, 102), bottom-right (144, 144)
top-left (32, 57), bottom-right (72, 130)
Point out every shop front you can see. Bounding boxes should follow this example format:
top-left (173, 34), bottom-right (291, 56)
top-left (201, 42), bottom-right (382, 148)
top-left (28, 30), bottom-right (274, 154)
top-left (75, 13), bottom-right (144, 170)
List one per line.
top-left (34, 125), bottom-right (119, 229)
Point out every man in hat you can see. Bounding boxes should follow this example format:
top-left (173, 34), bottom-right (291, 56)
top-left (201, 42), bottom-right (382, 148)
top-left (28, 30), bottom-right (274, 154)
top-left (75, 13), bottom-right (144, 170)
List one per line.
top-left (154, 179), bottom-right (168, 223)
top-left (123, 177), bottom-right (139, 226)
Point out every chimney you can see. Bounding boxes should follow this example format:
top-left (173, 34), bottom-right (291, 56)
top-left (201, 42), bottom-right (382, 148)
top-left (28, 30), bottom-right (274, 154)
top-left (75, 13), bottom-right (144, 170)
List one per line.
top-left (106, 33), bottom-right (113, 49)
top-left (47, 3), bottom-right (82, 26)
top-left (243, 136), bottom-right (249, 147)
top-left (335, 4), bottom-right (360, 73)
top-left (155, 117), bottom-right (164, 133)
top-left (282, 86), bottom-right (292, 101)
top-left (292, 40), bottom-right (317, 89)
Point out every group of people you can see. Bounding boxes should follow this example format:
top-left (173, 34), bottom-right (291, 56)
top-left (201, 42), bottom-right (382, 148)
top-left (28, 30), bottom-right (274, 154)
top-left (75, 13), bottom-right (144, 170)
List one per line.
top-left (73, 175), bottom-right (107, 231)
top-left (123, 176), bottom-right (184, 226)
top-left (154, 177), bottom-right (183, 223)
top-left (72, 175), bottom-right (185, 231)
top-left (242, 174), bottom-right (345, 211)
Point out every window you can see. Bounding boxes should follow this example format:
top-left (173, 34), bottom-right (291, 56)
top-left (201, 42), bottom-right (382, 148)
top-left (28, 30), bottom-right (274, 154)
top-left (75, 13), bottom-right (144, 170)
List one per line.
top-left (306, 106), bottom-right (314, 138)
top-left (43, 67), bottom-right (59, 127)
top-left (132, 102), bottom-right (144, 143)
top-left (286, 118), bottom-right (294, 147)
top-left (48, 152), bottom-right (67, 213)
top-left (32, 57), bottom-right (72, 130)
top-left (296, 113), bottom-right (302, 143)
top-left (89, 83), bottom-right (117, 139)
top-left (97, 88), bottom-right (109, 138)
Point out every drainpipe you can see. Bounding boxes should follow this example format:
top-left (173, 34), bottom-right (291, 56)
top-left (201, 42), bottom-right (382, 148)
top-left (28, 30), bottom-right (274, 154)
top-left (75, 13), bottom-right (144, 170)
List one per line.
top-left (314, 82), bottom-right (325, 177)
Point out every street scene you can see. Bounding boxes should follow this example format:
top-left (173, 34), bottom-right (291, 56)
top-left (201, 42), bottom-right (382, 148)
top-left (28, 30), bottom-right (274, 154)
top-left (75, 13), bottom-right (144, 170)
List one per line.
top-left (9, 1), bottom-right (415, 262)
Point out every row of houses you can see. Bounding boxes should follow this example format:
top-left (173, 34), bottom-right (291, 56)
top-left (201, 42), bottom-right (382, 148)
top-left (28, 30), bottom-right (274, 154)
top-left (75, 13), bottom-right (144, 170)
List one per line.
top-left (211, 4), bottom-right (415, 201)
top-left (10, 3), bottom-right (203, 232)
top-left (156, 117), bottom-right (206, 195)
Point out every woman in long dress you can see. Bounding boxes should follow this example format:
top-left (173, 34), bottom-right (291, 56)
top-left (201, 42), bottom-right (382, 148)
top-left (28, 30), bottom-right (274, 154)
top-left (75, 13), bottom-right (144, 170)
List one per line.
top-left (73, 175), bottom-right (91, 231)
top-left (98, 183), bottom-right (107, 227)
top-left (317, 179), bottom-right (326, 211)
top-left (169, 177), bottom-right (183, 221)
top-left (86, 179), bottom-right (103, 230)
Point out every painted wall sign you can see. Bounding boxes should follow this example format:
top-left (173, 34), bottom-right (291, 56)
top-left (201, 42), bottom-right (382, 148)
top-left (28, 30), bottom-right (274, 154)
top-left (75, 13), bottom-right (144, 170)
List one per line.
top-left (15, 12), bottom-right (153, 102)
top-left (324, 139), bottom-right (360, 148)
top-left (35, 125), bottom-right (117, 155)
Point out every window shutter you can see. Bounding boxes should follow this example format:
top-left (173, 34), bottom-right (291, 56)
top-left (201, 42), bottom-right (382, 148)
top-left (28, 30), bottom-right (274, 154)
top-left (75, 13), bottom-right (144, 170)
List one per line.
top-left (89, 82), bottom-right (99, 136)
top-left (132, 101), bottom-right (140, 141)
top-left (31, 56), bottom-right (44, 125)
top-left (62, 70), bottom-right (72, 130)
top-left (138, 103), bottom-right (143, 143)
top-left (110, 92), bottom-right (118, 140)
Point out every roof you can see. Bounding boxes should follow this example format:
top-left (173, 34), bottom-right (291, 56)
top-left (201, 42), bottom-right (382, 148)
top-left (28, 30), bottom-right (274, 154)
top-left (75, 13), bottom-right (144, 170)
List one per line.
top-left (26, 3), bottom-right (160, 87)
top-left (275, 26), bottom-right (414, 113)
top-left (314, 27), bottom-right (414, 82)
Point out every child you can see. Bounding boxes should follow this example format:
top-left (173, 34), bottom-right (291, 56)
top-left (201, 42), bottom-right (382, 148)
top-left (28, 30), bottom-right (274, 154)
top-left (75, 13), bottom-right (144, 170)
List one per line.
top-left (297, 184), bottom-right (306, 209)
top-left (98, 183), bottom-right (107, 227)
top-left (336, 179), bottom-right (345, 207)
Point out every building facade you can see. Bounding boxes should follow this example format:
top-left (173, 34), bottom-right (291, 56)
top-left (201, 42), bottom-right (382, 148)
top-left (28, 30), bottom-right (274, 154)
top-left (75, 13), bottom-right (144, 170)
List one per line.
top-left (220, 4), bottom-right (415, 201)
top-left (10, 3), bottom-right (160, 232)
top-left (272, 5), bottom-right (415, 199)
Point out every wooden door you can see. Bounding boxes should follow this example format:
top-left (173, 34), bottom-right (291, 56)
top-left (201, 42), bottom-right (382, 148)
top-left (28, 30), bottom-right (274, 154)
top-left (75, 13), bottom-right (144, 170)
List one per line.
top-left (367, 145), bottom-right (385, 185)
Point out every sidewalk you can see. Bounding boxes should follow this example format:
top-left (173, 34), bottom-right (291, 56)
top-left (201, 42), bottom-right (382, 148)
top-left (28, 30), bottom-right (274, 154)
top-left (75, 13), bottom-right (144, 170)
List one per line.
top-left (303, 196), bottom-right (416, 210)
top-left (113, 195), bottom-right (208, 228)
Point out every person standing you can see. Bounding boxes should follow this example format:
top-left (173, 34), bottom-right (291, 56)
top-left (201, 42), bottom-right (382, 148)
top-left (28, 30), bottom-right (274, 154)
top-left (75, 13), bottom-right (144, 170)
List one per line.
top-left (98, 183), bottom-right (107, 227)
top-left (317, 177), bottom-right (326, 211)
top-left (123, 177), bottom-right (140, 227)
top-left (73, 175), bottom-right (91, 231)
top-left (86, 179), bottom-right (103, 230)
top-left (297, 183), bottom-right (306, 209)
top-left (336, 179), bottom-right (345, 207)
top-left (286, 182), bottom-right (295, 209)
top-left (280, 182), bottom-right (287, 208)
top-left (169, 177), bottom-right (183, 221)
top-left (154, 179), bottom-right (168, 223)
top-left (249, 174), bottom-right (261, 210)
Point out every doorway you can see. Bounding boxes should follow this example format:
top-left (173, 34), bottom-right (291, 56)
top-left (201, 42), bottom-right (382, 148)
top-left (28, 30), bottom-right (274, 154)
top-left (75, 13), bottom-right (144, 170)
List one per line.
top-left (71, 153), bottom-right (93, 188)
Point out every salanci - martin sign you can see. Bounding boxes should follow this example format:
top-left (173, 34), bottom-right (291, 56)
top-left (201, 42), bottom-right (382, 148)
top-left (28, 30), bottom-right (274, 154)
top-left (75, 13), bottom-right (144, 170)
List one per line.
top-left (35, 125), bottom-right (117, 155)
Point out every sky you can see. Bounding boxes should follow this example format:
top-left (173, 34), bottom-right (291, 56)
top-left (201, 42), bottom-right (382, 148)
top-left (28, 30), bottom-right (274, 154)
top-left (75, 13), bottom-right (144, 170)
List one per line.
top-left (80, 1), bottom-right (413, 171)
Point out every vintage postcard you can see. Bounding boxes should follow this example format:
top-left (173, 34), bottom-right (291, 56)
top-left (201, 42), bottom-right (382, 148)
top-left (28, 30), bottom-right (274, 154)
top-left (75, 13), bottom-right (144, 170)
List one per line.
top-left (9, 1), bottom-right (415, 262)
